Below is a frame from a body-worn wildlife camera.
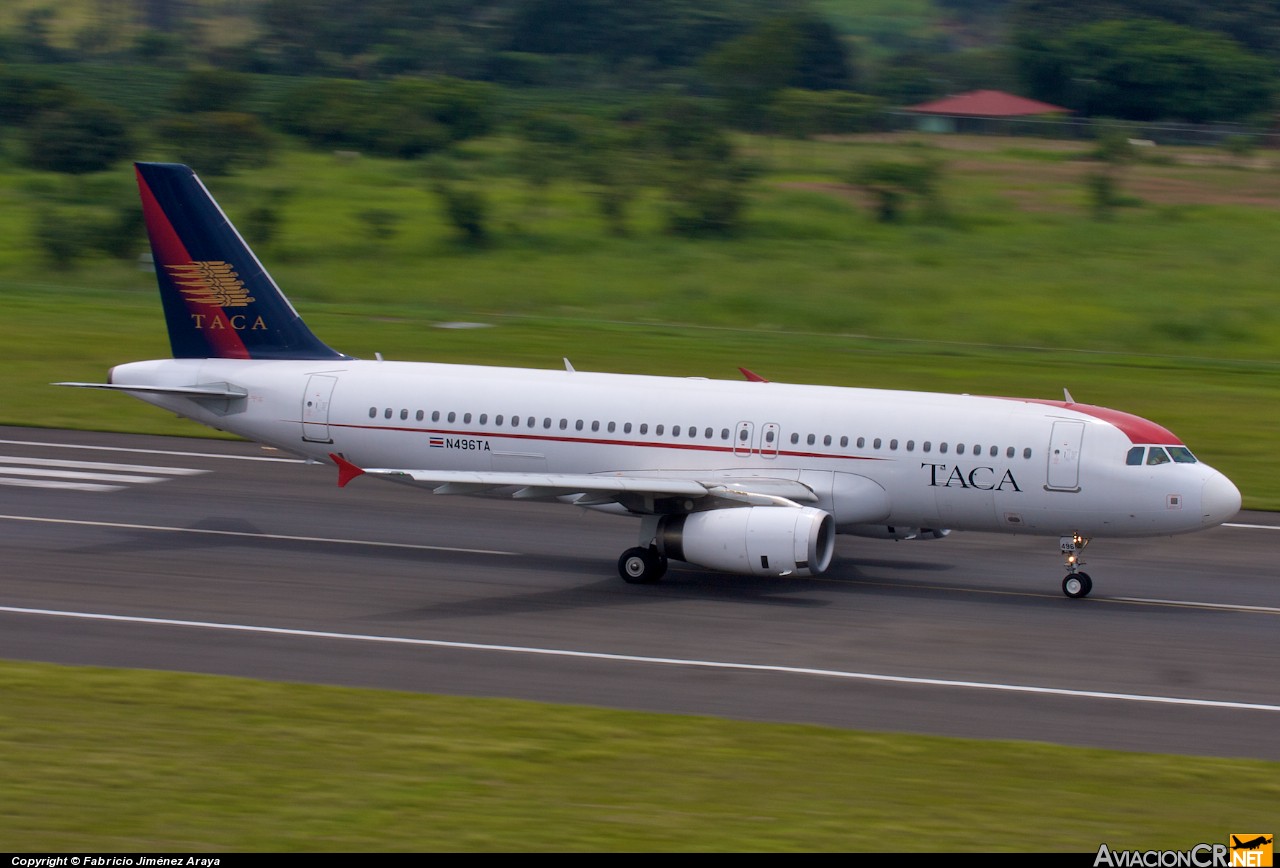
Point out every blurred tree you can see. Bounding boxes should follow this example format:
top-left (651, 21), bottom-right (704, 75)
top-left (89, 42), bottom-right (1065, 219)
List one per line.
top-left (643, 96), bottom-right (754, 236)
top-left (155, 112), bottom-right (275, 176)
top-left (276, 77), bottom-right (494, 158)
top-left (848, 158), bottom-right (946, 223)
top-left (171, 69), bottom-right (256, 114)
top-left (23, 100), bottom-right (131, 175)
top-left (702, 13), bottom-right (855, 130)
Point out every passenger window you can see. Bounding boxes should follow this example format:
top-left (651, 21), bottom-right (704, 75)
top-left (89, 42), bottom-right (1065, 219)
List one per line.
top-left (368, 407), bottom-right (376, 418)
top-left (384, 408), bottom-right (392, 419)
top-left (721, 429), bottom-right (730, 440)
top-left (1168, 446), bottom-right (1198, 464)
top-left (766, 430), bottom-right (775, 443)
top-left (528, 417), bottom-right (536, 428)
top-left (510, 415), bottom-right (519, 426)
top-left (595, 421), bottom-right (602, 432)
top-left (839, 436), bottom-right (848, 447)
top-left (790, 433), bottom-right (799, 444)
top-left (856, 437), bottom-right (865, 448)
top-left (823, 435), bottom-right (832, 446)
top-left (559, 419), bottom-right (568, 430)
top-left (656, 425), bottom-right (664, 435)
top-left (873, 438), bottom-right (882, 449)
top-left (889, 439), bottom-right (898, 450)
top-left (624, 423), bottom-right (632, 434)
top-left (939, 442), bottom-right (948, 454)
top-left (432, 411), bottom-right (441, 422)
top-left (906, 440), bottom-right (914, 452)
top-left (400, 409), bottom-right (408, 420)
top-left (640, 424), bottom-right (648, 435)
top-left (989, 445), bottom-right (997, 458)
top-left (447, 412), bottom-right (456, 423)
top-left (1126, 446), bottom-right (1145, 466)
top-left (923, 441), bottom-right (931, 453)
top-left (543, 417), bottom-right (551, 429)
top-left (496, 415), bottom-right (504, 426)
top-left (479, 414), bottom-right (487, 424)
top-left (673, 426), bottom-right (681, 437)
top-left (807, 434), bottom-right (816, 446)
top-left (575, 420), bottom-right (583, 431)
top-left (1023, 448), bottom-right (1033, 459)
top-left (462, 413), bottom-right (470, 423)
top-left (417, 410), bottom-right (425, 421)
top-left (956, 443), bottom-right (964, 455)
top-left (608, 422), bottom-right (615, 433)
top-left (1147, 447), bottom-right (1171, 466)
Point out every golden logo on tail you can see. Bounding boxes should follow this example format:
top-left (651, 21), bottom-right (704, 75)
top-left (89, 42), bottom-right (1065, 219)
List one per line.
top-left (166, 261), bottom-right (256, 307)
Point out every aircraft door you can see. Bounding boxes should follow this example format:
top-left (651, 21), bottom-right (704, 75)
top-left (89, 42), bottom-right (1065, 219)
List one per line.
top-left (302, 374), bottom-right (338, 443)
top-left (1046, 421), bottom-right (1085, 491)
top-left (761, 423), bottom-right (780, 458)
top-left (734, 421), bottom-right (754, 457)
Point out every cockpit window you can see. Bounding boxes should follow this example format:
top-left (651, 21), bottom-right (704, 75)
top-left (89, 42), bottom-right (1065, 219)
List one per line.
top-left (1126, 446), bottom-right (1144, 466)
top-left (1146, 447), bottom-right (1171, 466)
top-left (1167, 446), bottom-right (1198, 464)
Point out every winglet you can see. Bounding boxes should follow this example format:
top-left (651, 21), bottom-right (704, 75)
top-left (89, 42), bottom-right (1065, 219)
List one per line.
top-left (739, 367), bottom-right (769, 383)
top-left (330, 453), bottom-right (365, 488)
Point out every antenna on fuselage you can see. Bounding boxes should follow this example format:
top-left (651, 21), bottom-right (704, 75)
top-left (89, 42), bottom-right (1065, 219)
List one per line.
top-left (1063, 387), bottom-right (1076, 404)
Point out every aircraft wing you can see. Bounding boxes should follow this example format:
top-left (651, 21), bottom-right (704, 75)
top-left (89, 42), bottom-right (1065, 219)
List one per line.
top-left (329, 454), bottom-right (818, 510)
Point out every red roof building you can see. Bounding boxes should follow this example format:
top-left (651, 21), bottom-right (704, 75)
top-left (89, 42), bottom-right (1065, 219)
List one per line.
top-left (906, 90), bottom-right (1070, 117)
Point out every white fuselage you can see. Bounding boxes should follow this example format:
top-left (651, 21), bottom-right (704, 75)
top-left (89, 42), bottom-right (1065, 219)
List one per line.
top-left (109, 357), bottom-right (1240, 540)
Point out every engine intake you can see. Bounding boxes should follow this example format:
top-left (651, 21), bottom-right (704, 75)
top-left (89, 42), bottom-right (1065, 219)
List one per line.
top-left (657, 506), bottom-right (835, 577)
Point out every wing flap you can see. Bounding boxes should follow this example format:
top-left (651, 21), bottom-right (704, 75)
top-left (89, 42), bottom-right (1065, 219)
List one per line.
top-left (328, 455), bottom-right (824, 511)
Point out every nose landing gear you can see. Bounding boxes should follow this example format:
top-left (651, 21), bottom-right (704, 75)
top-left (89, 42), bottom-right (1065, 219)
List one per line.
top-left (1060, 533), bottom-right (1092, 598)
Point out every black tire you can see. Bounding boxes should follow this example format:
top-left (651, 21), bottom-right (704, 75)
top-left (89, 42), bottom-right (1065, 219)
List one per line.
top-left (619, 546), bottom-right (666, 584)
top-left (1062, 573), bottom-right (1092, 599)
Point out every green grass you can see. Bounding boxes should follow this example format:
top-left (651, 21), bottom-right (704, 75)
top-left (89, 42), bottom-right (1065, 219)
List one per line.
top-left (2, 660), bottom-right (1275, 851)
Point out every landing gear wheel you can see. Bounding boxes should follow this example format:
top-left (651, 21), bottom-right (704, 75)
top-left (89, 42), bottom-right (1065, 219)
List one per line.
top-left (618, 546), bottom-right (667, 584)
top-left (1062, 572), bottom-right (1093, 599)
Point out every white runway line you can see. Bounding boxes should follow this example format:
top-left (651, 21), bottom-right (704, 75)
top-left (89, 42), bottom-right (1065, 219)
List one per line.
top-left (0, 455), bottom-right (209, 475)
top-left (0, 513), bottom-right (516, 556)
top-left (0, 438), bottom-right (303, 463)
top-left (0, 477), bottom-right (123, 492)
top-left (2, 604), bottom-right (1278, 714)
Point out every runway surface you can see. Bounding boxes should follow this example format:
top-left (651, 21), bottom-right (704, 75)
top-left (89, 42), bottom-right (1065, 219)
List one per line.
top-left (1, 425), bottom-right (1277, 760)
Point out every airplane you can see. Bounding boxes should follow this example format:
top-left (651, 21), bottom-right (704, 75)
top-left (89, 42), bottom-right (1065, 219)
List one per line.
top-left (1232, 837), bottom-right (1273, 851)
top-left (60, 162), bottom-right (1242, 597)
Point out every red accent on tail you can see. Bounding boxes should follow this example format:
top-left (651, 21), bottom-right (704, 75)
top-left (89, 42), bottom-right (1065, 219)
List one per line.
top-left (739, 367), bottom-right (769, 383)
top-left (136, 166), bottom-right (250, 360)
top-left (330, 453), bottom-right (366, 488)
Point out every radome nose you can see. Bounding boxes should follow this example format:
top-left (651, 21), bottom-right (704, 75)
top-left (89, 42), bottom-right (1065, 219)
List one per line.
top-left (1202, 471), bottom-right (1241, 526)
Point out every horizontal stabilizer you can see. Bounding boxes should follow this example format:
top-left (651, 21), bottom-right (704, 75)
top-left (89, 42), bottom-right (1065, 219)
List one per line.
top-left (54, 382), bottom-right (248, 399)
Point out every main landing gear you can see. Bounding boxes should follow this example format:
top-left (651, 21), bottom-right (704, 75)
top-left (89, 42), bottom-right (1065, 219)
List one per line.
top-left (618, 546), bottom-right (668, 584)
top-left (1060, 533), bottom-right (1093, 598)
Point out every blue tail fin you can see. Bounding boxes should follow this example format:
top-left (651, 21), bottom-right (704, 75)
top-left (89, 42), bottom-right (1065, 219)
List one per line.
top-left (135, 162), bottom-right (349, 361)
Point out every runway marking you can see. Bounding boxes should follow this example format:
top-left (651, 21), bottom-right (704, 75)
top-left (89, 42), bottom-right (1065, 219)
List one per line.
top-left (0, 477), bottom-right (123, 493)
top-left (1113, 597), bottom-right (1280, 614)
top-left (0, 438), bottom-right (303, 463)
top-left (0, 455), bottom-right (209, 475)
top-left (0, 454), bottom-right (208, 492)
top-left (1, 604), bottom-right (1277, 713)
top-left (0, 513), bottom-right (515, 556)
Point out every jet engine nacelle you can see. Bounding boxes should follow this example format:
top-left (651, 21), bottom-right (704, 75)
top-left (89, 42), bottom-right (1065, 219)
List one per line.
top-left (657, 506), bottom-right (835, 577)
top-left (841, 524), bottom-right (951, 541)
